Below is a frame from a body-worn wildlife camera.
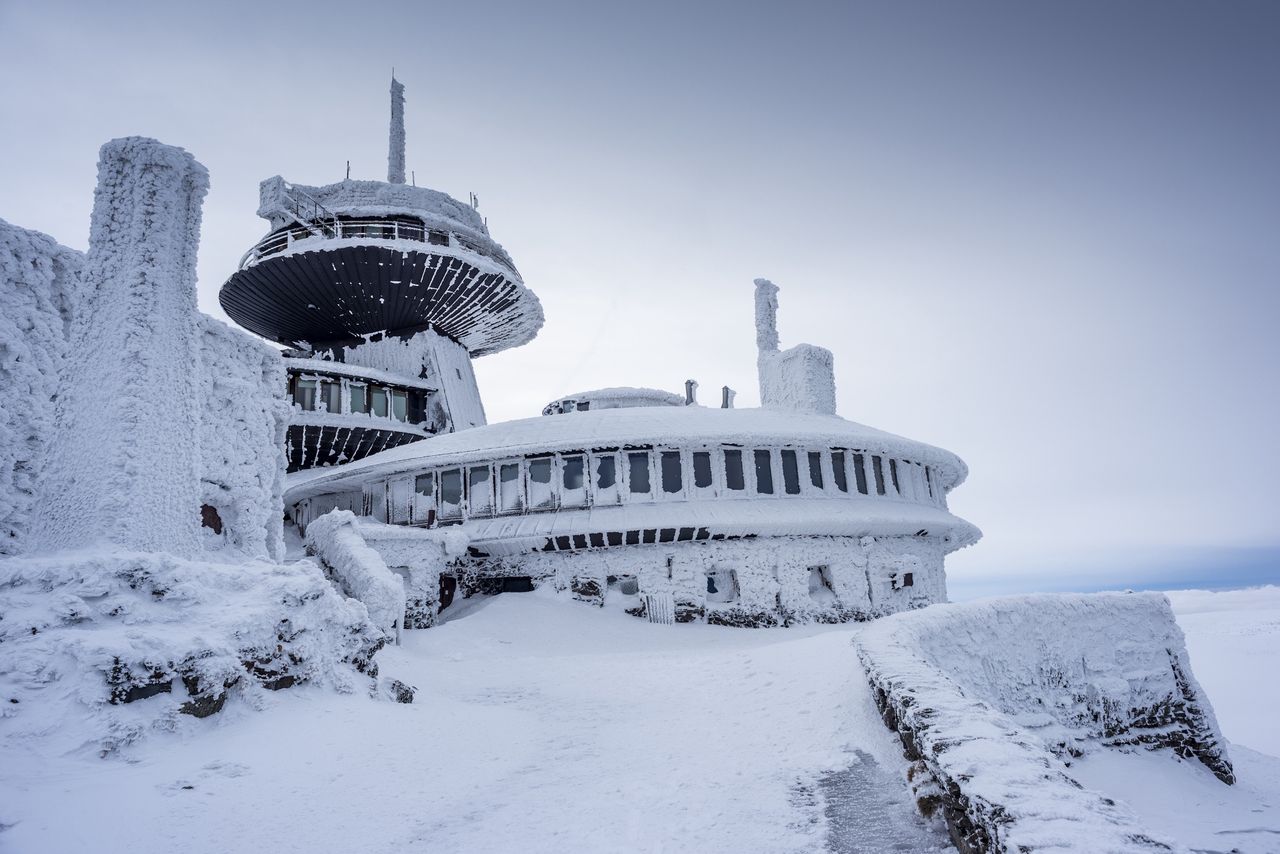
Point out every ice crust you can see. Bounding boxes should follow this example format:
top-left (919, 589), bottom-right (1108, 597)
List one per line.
top-left (304, 510), bottom-right (406, 637)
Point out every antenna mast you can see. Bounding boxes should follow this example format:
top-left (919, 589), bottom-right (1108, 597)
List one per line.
top-left (388, 75), bottom-right (406, 184)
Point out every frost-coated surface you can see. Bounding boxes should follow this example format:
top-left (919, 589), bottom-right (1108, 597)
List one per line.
top-left (387, 77), bottom-right (406, 185)
top-left (304, 510), bottom-right (406, 635)
top-left (755, 278), bottom-right (837, 415)
top-left (856, 593), bottom-right (1235, 852)
top-left (198, 316), bottom-right (288, 561)
top-left (31, 138), bottom-right (208, 557)
top-left (0, 219), bottom-right (82, 555)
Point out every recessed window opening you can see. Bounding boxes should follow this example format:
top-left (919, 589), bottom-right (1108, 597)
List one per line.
top-left (372, 387), bottom-right (389, 419)
top-left (562, 455), bottom-right (585, 490)
top-left (925, 467), bottom-right (935, 499)
top-left (469, 465), bottom-right (492, 514)
top-left (499, 463), bottom-right (522, 512)
top-left (391, 389), bottom-right (408, 422)
top-left (754, 450), bottom-right (774, 494)
top-left (528, 457), bottom-right (554, 508)
top-left (660, 451), bottom-right (683, 494)
top-left (852, 453), bottom-right (868, 494)
top-left (320, 380), bottom-right (341, 413)
top-left (439, 469), bottom-right (463, 515)
top-left (723, 449), bottom-right (745, 491)
top-left (428, 230), bottom-right (449, 246)
top-left (889, 459), bottom-right (901, 495)
top-left (705, 568), bottom-right (739, 604)
top-left (808, 566), bottom-right (837, 606)
top-left (349, 383), bottom-right (370, 414)
top-left (808, 452), bottom-right (824, 489)
top-left (693, 451), bottom-right (713, 489)
top-left (871, 455), bottom-right (886, 496)
top-left (628, 451), bottom-right (651, 494)
top-left (293, 378), bottom-right (317, 411)
top-left (781, 450), bottom-right (801, 495)
top-left (415, 473), bottom-right (434, 496)
top-left (831, 451), bottom-right (848, 492)
top-left (595, 455), bottom-right (616, 489)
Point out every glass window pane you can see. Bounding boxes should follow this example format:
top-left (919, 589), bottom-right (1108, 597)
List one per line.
top-left (349, 384), bottom-right (369, 414)
top-left (831, 451), bottom-right (848, 492)
top-left (415, 473), bottom-right (434, 496)
top-left (628, 451), bottom-right (651, 494)
top-left (853, 453), bottom-right (868, 494)
top-left (595, 455), bottom-right (616, 489)
top-left (925, 467), bottom-right (935, 499)
top-left (392, 390), bottom-right (408, 422)
top-left (889, 459), bottom-right (901, 494)
top-left (872, 455), bottom-right (886, 495)
top-left (320, 380), bottom-right (341, 413)
top-left (469, 465), bottom-right (492, 513)
top-left (660, 451), bottom-right (682, 494)
top-left (754, 450), bottom-right (774, 494)
top-left (693, 452), bottom-right (712, 489)
top-left (781, 450), bottom-right (800, 495)
top-left (723, 449), bottom-right (745, 491)
top-left (808, 451), bottom-right (824, 489)
top-left (294, 379), bottom-right (317, 411)
top-left (499, 463), bottom-right (522, 512)
top-left (440, 469), bottom-right (462, 515)
top-left (562, 455), bottom-right (585, 491)
top-left (528, 458), bottom-right (553, 508)
top-left (372, 387), bottom-right (389, 418)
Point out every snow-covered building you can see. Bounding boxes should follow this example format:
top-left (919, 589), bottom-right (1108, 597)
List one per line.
top-left (249, 80), bottom-right (980, 626)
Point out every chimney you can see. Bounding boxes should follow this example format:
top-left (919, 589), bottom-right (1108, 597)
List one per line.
top-left (721, 386), bottom-right (736, 409)
top-left (685, 379), bottom-right (698, 406)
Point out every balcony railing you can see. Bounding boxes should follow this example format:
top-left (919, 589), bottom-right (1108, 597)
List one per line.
top-left (238, 217), bottom-right (453, 270)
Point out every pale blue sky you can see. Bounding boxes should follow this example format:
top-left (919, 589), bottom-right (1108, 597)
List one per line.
top-left (2, 0), bottom-right (1277, 593)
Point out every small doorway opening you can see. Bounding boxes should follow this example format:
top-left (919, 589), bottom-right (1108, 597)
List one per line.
top-left (705, 568), bottom-right (739, 604)
top-left (808, 565), bottom-right (837, 606)
top-left (438, 574), bottom-right (457, 612)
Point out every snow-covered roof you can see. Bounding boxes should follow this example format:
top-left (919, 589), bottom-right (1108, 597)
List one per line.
top-left (286, 405), bottom-right (970, 501)
top-left (543, 387), bottom-right (685, 413)
top-left (259, 178), bottom-right (487, 236)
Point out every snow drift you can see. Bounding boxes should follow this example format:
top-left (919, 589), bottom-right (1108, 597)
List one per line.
top-left (855, 592), bottom-right (1232, 853)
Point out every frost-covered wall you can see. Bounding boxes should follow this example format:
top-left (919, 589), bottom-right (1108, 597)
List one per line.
top-left (338, 329), bottom-right (486, 430)
top-left (754, 279), bottom-right (836, 415)
top-left (358, 522), bottom-right (469, 628)
top-left (304, 510), bottom-right (406, 636)
top-left (31, 138), bottom-right (208, 557)
top-left (0, 220), bottom-right (83, 555)
top-left (855, 593), bottom-right (1233, 853)
top-left (198, 316), bottom-right (288, 561)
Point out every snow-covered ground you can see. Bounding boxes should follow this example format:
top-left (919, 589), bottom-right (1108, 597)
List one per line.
top-left (1, 584), bottom-right (1277, 853)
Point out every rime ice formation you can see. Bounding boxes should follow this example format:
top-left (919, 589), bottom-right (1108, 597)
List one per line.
top-left (0, 219), bottom-right (83, 555)
top-left (388, 76), bottom-right (406, 185)
top-left (856, 593), bottom-right (1233, 852)
top-left (304, 509), bottom-right (406, 636)
top-left (31, 138), bottom-right (209, 557)
top-left (755, 278), bottom-right (837, 415)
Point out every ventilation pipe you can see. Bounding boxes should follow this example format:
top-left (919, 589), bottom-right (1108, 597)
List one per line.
top-left (721, 386), bottom-right (736, 409)
top-left (685, 379), bottom-right (698, 406)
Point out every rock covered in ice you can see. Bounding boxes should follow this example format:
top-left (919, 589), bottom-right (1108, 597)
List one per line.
top-left (0, 219), bottom-right (83, 555)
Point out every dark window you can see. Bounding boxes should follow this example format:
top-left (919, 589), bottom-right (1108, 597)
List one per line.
top-left (781, 450), bottom-right (801, 495)
top-left (415, 473), bottom-right (434, 496)
top-left (693, 452), bottom-right (713, 489)
top-left (596, 455), bottom-right (616, 489)
top-left (573, 534), bottom-right (588, 550)
top-left (563, 455), bottom-right (585, 491)
top-left (677, 527), bottom-right (694, 542)
top-left (529, 458), bottom-right (552, 484)
top-left (660, 451), bottom-right (682, 494)
top-left (628, 452), bottom-right (651, 494)
top-left (890, 459), bottom-right (901, 494)
top-left (853, 453), bottom-right (869, 494)
top-left (658, 528), bottom-right (675, 543)
top-left (293, 378), bottom-right (317, 411)
top-left (469, 465), bottom-right (490, 489)
top-left (578, 401), bottom-right (590, 411)
top-left (754, 450), bottom-right (774, 494)
top-left (903, 572), bottom-right (914, 588)
top-left (320, 380), bottom-right (341, 413)
top-left (440, 469), bottom-right (462, 506)
top-left (607, 532), bottom-right (623, 546)
top-left (589, 532), bottom-right (604, 548)
top-left (642, 529), bottom-right (656, 544)
top-left (428, 230), bottom-right (449, 246)
top-left (808, 451), bottom-right (824, 489)
top-left (723, 449), bottom-right (745, 491)
top-left (872, 455), bottom-right (886, 495)
top-left (925, 467), bottom-right (935, 498)
top-left (349, 383), bottom-right (369, 414)
top-left (625, 530), bottom-right (640, 545)
top-left (831, 451), bottom-right (848, 492)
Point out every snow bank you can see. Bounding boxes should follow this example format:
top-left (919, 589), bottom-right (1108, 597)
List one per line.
top-left (855, 593), bottom-right (1233, 852)
top-left (0, 219), bottom-right (83, 555)
top-left (198, 316), bottom-right (289, 561)
top-left (31, 138), bottom-right (208, 557)
top-left (0, 549), bottom-right (383, 755)
top-left (304, 510), bottom-right (406, 636)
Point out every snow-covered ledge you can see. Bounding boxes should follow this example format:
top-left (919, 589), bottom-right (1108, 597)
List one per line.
top-left (304, 510), bottom-right (406, 638)
top-left (854, 593), bottom-right (1233, 853)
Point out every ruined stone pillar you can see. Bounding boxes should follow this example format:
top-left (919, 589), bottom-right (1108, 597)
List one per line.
top-left (31, 137), bottom-right (208, 556)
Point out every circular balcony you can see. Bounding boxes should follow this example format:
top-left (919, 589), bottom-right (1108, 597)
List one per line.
top-left (219, 216), bottom-right (543, 355)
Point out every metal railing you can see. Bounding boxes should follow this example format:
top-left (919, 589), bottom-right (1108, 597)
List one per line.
top-left (238, 216), bottom-right (450, 269)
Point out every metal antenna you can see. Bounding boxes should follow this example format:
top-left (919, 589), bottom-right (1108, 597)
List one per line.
top-left (388, 74), bottom-right (406, 184)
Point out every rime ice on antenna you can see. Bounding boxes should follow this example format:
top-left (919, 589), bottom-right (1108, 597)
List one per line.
top-left (388, 75), bottom-right (406, 185)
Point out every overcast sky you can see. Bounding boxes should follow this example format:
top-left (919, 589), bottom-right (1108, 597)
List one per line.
top-left (2, 0), bottom-right (1277, 594)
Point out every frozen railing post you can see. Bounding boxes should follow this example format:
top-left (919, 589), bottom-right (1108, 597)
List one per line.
top-left (388, 76), bottom-right (406, 185)
top-left (31, 138), bottom-right (209, 556)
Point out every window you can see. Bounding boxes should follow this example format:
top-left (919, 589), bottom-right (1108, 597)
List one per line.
top-left (594, 453), bottom-right (619, 505)
top-left (831, 451), bottom-right (848, 492)
top-left (439, 469), bottom-right (463, 517)
top-left (528, 457), bottom-right (554, 508)
top-left (415, 473), bottom-right (434, 496)
top-left (808, 451), bottom-right (824, 490)
top-left (781, 450), bottom-right (801, 495)
top-left (903, 572), bottom-right (914, 588)
top-left (853, 453), bottom-right (869, 494)
top-left (754, 450), bottom-right (774, 494)
top-left (293, 378), bottom-right (317, 411)
top-left (889, 459), bottom-right (901, 495)
top-left (872, 455), bottom-right (886, 496)
top-left (391, 389), bottom-right (408, 422)
top-left (660, 451), bottom-right (682, 494)
top-left (723, 449), bottom-right (745, 491)
top-left (499, 463), bottom-right (522, 512)
top-left (349, 383), bottom-right (370, 414)
top-left (319, 380), bottom-right (341, 413)
top-left (925, 467), bottom-right (935, 499)
top-left (562, 455), bottom-right (586, 507)
top-left (372, 386), bottom-right (389, 418)
top-left (428, 230), bottom-right (449, 246)
top-left (705, 568), bottom-right (739, 604)
top-left (469, 465), bottom-right (493, 515)
top-left (627, 451), bottom-right (651, 494)
top-left (693, 452), bottom-right (713, 489)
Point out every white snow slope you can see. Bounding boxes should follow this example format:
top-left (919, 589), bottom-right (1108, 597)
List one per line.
top-left (1, 585), bottom-right (1277, 853)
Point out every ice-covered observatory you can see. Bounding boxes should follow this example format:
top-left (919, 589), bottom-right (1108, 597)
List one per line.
top-left (225, 79), bottom-right (980, 627)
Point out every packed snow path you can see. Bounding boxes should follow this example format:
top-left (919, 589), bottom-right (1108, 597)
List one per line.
top-left (0, 590), bottom-right (948, 853)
